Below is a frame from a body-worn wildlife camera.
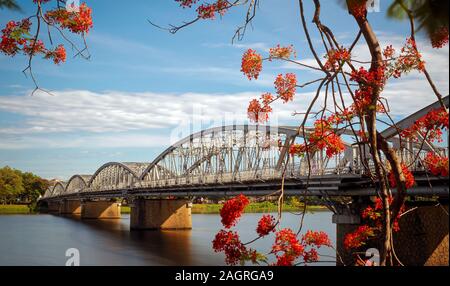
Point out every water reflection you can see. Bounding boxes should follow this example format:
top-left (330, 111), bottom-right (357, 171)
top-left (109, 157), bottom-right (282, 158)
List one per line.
top-left (0, 212), bottom-right (335, 266)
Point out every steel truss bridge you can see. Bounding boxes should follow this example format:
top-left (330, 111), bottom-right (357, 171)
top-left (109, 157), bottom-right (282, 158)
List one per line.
top-left (41, 97), bottom-right (449, 202)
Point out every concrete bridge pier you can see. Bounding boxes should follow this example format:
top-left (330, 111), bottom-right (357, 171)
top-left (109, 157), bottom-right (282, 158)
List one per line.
top-left (80, 200), bottom-right (121, 219)
top-left (47, 201), bottom-right (61, 213)
top-left (59, 200), bottom-right (81, 215)
top-left (333, 199), bottom-right (449, 266)
top-left (130, 198), bottom-right (192, 230)
top-left (332, 200), bottom-right (364, 266)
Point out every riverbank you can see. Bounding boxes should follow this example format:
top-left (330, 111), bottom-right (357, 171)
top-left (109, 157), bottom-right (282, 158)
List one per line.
top-left (120, 202), bottom-right (327, 214)
top-left (1, 202), bottom-right (327, 215)
top-left (0, 205), bottom-right (31, 214)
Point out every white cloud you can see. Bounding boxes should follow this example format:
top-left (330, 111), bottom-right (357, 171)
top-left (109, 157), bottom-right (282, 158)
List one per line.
top-left (0, 89), bottom-right (294, 132)
top-left (0, 34), bottom-right (447, 150)
top-left (0, 133), bottom-right (171, 150)
top-left (0, 88), bottom-right (320, 149)
top-left (202, 42), bottom-right (271, 52)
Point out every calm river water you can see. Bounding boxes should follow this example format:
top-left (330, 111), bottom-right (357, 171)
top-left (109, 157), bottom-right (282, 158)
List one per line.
top-left (0, 212), bottom-right (336, 266)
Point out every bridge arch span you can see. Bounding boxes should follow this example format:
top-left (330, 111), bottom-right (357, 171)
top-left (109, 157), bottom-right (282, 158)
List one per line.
top-left (140, 125), bottom-right (299, 184)
top-left (42, 187), bottom-right (53, 199)
top-left (51, 182), bottom-right (67, 197)
top-left (139, 125), bottom-right (358, 188)
top-left (65, 175), bottom-right (90, 195)
top-left (88, 162), bottom-right (147, 192)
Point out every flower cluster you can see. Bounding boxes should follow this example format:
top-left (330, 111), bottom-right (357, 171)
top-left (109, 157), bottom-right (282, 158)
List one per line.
top-left (256, 215), bottom-right (276, 237)
top-left (1, 19), bottom-right (67, 65)
top-left (378, 197), bottom-right (403, 232)
top-left (301, 231), bottom-right (332, 263)
top-left (270, 229), bottom-right (332, 266)
top-left (271, 228), bottom-right (304, 266)
top-left (424, 152), bottom-right (449, 177)
top-left (213, 194), bottom-right (333, 266)
top-left (269, 45), bottom-right (296, 60)
top-left (302, 230), bottom-right (332, 248)
top-left (246, 73), bottom-right (297, 123)
top-left (348, 0), bottom-right (368, 19)
top-left (241, 49), bottom-right (263, 80)
top-left (346, 196), bottom-right (406, 250)
top-left (398, 38), bottom-right (425, 72)
top-left (385, 38), bottom-right (425, 79)
top-left (361, 205), bottom-right (380, 221)
top-left (324, 48), bottom-right (351, 71)
top-left (196, 0), bottom-right (228, 19)
top-left (348, 39), bottom-right (426, 113)
top-left (247, 95), bottom-right (272, 123)
top-left (327, 108), bottom-right (355, 125)
top-left (219, 194), bottom-right (250, 228)
top-left (45, 3), bottom-right (93, 34)
top-left (350, 66), bottom-right (386, 113)
top-left (290, 117), bottom-right (345, 158)
top-left (388, 164), bottom-right (415, 189)
top-left (274, 73), bottom-right (297, 103)
top-left (312, 120), bottom-right (346, 158)
top-left (212, 230), bottom-right (249, 265)
top-left (401, 107), bottom-right (449, 143)
top-left (431, 26), bottom-right (449, 49)
top-left (44, 44), bottom-right (67, 65)
top-left (343, 225), bottom-right (375, 249)
top-left (213, 195), bottom-right (267, 265)
top-left (0, 19), bottom-right (31, 56)
top-left (22, 39), bottom-right (46, 56)
top-left (383, 39), bottom-right (426, 79)
top-left (383, 45), bottom-right (395, 59)
top-left (289, 144), bottom-right (308, 157)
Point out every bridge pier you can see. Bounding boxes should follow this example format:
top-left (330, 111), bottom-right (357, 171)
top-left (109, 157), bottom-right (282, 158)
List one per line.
top-left (47, 201), bottom-right (61, 213)
top-left (81, 200), bottom-right (121, 219)
top-left (130, 198), bottom-right (192, 230)
top-left (59, 200), bottom-right (81, 215)
top-left (334, 200), bottom-right (449, 266)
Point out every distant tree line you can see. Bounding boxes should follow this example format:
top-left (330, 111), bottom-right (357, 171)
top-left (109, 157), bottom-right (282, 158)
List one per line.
top-left (0, 166), bottom-right (49, 205)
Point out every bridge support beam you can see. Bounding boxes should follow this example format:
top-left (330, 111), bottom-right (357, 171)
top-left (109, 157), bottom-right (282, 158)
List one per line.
top-left (59, 200), bottom-right (81, 215)
top-left (334, 200), bottom-right (449, 266)
top-left (130, 198), bottom-right (192, 230)
top-left (81, 200), bottom-right (121, 219)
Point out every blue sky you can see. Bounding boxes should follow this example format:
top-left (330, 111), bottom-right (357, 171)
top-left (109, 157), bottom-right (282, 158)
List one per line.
top-left (0, 0), bottom-right (448, 179)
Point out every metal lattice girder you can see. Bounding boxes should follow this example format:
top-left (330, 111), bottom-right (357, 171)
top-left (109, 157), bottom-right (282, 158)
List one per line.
top-left (51, 182), bottom-right (66, 197)
top-left (65, 175), bottom-right (90, 195)
top-left (87, 162), bottom-right (147, 192)
top-left (137, 125), bottom-right (360, 188)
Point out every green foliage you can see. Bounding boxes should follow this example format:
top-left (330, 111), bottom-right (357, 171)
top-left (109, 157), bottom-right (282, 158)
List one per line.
top-left (387, 0), bottom-right (449, 37)
top-left (336, 0), bottom-right (448, 40)
top-left (0, 0), bottom-right (20, 11)
top-left (288, 196), bottom-right (303, 208)
top-left (0, 166), bottom-right (49, 205)
top-left (0, 167), bottom-right (24, 204)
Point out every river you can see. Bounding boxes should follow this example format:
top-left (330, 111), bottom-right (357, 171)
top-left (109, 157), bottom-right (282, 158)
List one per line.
top-left (0, 212), bottom-right (336, 266)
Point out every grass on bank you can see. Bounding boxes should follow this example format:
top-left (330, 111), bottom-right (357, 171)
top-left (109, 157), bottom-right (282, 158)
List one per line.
top-left (190, 201), bottom-right (326, 214)
top-left (0, 204), bottom-right (31, 214)
top-left (121, 201), bottom-right (326, 215)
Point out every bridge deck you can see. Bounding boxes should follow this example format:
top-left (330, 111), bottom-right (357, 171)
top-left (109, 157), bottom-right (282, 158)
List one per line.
top-left (43, 172), bottom-right (448, 201)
